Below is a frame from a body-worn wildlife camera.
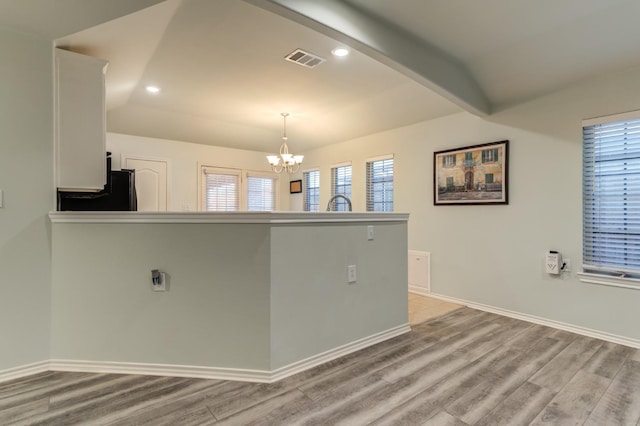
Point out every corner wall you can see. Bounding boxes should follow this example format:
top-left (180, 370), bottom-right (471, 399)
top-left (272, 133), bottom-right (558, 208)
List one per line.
top-left (0, 28), bottom-right (53, 371)
top-left (296, 64), bottom-right (640, 342)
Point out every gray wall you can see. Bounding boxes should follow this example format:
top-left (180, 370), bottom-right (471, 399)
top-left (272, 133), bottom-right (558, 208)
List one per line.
top-left (0, 27), bottom-right (53, 371)
top-left (269, 222), bottom-right (408, 369)
top-left (51, 223), bottom-right (272, 369)
top-left (50, 218), bottom-right (408, 371)
top-left (297, 64), bottom-right (640, 342)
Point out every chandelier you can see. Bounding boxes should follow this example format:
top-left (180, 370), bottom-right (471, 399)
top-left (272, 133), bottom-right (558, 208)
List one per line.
top-left (266, 112), bottom-right (304, 174)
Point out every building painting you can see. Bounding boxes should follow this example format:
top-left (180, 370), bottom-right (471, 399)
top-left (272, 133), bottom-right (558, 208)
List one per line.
top-left (436, 143), bottom-right (506, 202)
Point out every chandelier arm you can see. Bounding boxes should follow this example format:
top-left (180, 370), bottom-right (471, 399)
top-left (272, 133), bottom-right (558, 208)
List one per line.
top-left (271, 162), bottom-right (284, 174)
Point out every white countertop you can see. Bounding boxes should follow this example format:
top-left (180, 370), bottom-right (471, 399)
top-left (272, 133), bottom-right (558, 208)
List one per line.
top-left (49, 211), bottom-right (410, 224)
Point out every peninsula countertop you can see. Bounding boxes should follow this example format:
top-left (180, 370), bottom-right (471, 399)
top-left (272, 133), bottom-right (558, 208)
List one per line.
top-left (49, 211), bottom-right (410, 224)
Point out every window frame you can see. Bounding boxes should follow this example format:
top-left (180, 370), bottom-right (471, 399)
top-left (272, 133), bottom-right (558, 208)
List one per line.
top-left (443, 154), bottom-right (456, 168)
top-left (579, 110), bottom-right (640, 289)
top-left (244, 171), bottom-right (278, 212)
top-left (199, 165), bottom-right (241, 212)
top-left (302, 168), bottom-right (320, 212)
top-left (366, 154), bottom-right (394, 212)
top-left (198, 164), bottom-right (279, 212)
top-left (330, 162), bottom-right (352, 211)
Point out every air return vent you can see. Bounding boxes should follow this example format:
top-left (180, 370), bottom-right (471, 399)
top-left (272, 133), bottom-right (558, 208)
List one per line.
top-left (285, 48), bottom-right (326, 68)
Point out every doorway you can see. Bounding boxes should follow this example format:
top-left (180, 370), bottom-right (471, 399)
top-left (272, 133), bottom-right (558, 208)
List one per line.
top-left (122, 156), bottom-right (168, 212)
top-left (465, 171), bottom-right (474, 190)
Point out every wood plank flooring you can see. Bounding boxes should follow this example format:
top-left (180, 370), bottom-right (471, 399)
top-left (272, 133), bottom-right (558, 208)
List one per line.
top-left (2, 307), bottom-right (640, 425)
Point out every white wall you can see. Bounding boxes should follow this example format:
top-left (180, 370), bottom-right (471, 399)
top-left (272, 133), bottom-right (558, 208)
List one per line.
top-left (295, 64), bottom-right (640, 342)
top-left (0, 28), bottom-right (53, 370)
top-left (107, 133), bottom-right (291, 211)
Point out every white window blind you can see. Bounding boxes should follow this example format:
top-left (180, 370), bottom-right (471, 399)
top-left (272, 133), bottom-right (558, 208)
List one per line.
top-left (583, 115), bottom-right (640, 278)
top-left (303, 170), bottom-right (320, 212)
top-left (247, 174), bottom-right (276, 211)
top-left (366, 156), bottom-right (394, 212)
top-left (331, 164), bottom-right (352, 211)
top-left (203, 168), bottom-right (240, 211)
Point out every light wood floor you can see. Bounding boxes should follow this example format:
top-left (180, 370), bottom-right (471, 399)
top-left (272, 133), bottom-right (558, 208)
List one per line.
top-left (408, 293), bottom-right (462, 325)
top-left (2, 305), bottom-right (640, 425)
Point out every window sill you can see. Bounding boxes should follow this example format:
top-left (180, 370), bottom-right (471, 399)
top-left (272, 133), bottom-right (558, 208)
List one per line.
top-left (577, 272), bottom-right (640, 290)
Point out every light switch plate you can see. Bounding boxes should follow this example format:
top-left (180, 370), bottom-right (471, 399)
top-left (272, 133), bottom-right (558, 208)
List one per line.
top-left (367, 225), bottom-right (374, 240)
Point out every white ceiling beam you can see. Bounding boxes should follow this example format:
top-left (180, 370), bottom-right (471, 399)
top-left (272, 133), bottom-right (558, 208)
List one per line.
top-left (244, 0), bottom-right (491, 116)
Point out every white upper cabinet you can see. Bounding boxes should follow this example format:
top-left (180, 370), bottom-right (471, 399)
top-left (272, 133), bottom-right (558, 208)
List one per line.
top-left (55, 48), bottom-right (108, 192)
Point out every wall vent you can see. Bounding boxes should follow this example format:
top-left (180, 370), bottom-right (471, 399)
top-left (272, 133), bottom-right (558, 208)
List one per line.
top-left (284, 49), bottom-right (326, 68)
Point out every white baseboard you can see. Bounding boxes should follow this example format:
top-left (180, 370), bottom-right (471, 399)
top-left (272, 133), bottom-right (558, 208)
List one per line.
top-left (1, 324), bottom-right (411, 385)
top-left (414, 290), bottom-right (640, 349)
top-left (270, 323), bottom-right (411, 382)
top-left (409, 285), bottom-right (430, 297)
top-left (0, 360), bottom-right (49, 384)
top-left (49, 360), bottom-right (273, 383)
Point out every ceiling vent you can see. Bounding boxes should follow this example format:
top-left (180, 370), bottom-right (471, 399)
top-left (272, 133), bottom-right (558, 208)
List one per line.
top-left (285, 49), bottom-right (326, 68)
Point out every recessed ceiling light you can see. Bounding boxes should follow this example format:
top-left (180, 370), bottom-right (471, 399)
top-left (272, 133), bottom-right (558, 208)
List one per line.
top-left (145, 85), bottom-right (161, 94)
top-left (331, 47), bottom-right (350, 57)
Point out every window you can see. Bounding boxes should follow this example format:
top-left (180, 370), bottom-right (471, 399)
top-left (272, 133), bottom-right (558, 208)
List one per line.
top-left (443, 154), bottom-right (456, 167)
top-left (482, 148), bottom-right (499, 163)
top-left (366, 156), bottom-right (394, 212)
top-left (485, 173), bottom-right (494, 184)
top-left (202, 167), bottom-right (240, 211)
top-left (464, 151), bottom-right (475, 167)
top-left (200, 166), bottom-right (278, 211)
top-left (303, 169), bottom-right (320, 212)
top-left (582, 112), bottom-right (640, 286)
top-left (331, 164), bottom-right (352, 211)
top-left (446, 176), bottom-right (454, 190)
top-left (246, 173), bottom-right (276, 211)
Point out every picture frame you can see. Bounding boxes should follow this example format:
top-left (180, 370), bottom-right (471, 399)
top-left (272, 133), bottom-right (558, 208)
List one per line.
top-left (434, 140), bottom-right (509, 205)
top-left (289, 179), bottom-right (302, 194)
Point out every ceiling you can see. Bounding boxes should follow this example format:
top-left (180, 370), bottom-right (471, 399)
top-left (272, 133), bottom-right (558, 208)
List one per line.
top-left (3, 0), bottom-right (640, 153)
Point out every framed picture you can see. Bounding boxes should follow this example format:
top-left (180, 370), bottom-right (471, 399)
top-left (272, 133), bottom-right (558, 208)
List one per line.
top-left (434, 140), bottom-right (509, 205)
top-left (289, 179), bottom-right (302, 194)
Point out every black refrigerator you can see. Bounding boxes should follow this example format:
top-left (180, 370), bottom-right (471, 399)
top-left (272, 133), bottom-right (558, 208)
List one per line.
top-left (58, 169), bottom-right (137, 211)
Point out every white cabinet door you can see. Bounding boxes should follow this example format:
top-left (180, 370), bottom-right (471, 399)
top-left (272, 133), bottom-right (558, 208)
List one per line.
top-left (123, 157), bottom-right (168, 212)
top-left (55, 49), bottom-right (108, 192)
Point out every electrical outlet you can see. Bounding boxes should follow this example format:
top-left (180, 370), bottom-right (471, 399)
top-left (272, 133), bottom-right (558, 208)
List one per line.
top-left (367, 225), bottom-right (374, 240)
top-left (563, 258), bottom-right (571, 272)
top-left (347, 265), bottom-right (357, 283)
top-left (546, 252), bottom-right (561, 275)
top-left (151, 270), bottom-right (167, 292)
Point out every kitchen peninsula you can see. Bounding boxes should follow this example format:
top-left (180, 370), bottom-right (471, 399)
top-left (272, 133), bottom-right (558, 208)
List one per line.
top-left (48, 211), bottom-right (409, 382)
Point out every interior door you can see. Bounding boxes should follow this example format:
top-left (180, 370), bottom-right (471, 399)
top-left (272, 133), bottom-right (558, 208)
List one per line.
top-left (122, 156), bottom-right (168, 211)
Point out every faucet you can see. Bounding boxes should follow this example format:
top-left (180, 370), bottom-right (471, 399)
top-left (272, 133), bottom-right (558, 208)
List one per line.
top-left (326, 194), bottom-right (352, 211)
